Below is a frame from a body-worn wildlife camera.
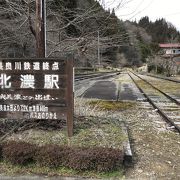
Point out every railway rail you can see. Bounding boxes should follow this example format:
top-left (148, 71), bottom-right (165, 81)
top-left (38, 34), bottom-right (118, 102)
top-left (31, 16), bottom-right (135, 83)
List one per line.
top-left (131, 72), bottom-right (180, 105)
top-left (142, 73), bottom-right (180, 83)
top-left (128, 72), bottom-right (180, 133)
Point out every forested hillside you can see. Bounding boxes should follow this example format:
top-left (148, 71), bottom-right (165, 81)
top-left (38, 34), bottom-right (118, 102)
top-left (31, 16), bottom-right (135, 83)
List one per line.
top-left (0, 0), bottom-right (180, 68)
top-left (138, 16), bottom-right (180, 44)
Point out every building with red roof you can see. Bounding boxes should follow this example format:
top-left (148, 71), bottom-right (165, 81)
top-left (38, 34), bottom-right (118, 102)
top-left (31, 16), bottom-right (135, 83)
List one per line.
top-left (159, 43), bottom-right (180, 72)
top-left (159, 43), bottom-right (180, 48)
top-left (159, 43), bottom-right (180, 57)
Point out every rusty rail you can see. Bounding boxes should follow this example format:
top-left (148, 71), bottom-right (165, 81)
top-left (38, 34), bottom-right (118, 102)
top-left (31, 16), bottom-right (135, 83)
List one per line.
top-left (128, 72), bottom-right (180, 133)
top-left (131, 72), bottom-right (180, 106)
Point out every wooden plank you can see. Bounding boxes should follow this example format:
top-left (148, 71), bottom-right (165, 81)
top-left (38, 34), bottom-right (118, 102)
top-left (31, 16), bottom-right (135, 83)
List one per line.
top-left (66, 59), bottom-right (74, 137)
top-left (0, 58), bottom-right (74, 137)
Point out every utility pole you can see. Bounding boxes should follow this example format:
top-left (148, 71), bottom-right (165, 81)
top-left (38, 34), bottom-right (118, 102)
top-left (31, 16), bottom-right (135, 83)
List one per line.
top-left (98, 30), bottom-right (100, 66)
top-left (36, 0), bottom-right (46, 58)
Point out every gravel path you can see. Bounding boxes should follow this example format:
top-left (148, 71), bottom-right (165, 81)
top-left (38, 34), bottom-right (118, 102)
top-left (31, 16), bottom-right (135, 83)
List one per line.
top-left (117, 73), bottom-right (180, 179)
top-left (122, 108), bottom-right (180, 179)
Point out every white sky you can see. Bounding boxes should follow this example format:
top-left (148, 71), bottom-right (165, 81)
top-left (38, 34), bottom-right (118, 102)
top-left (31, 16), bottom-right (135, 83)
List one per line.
top-left (99, 0), bottom-right (180, 30)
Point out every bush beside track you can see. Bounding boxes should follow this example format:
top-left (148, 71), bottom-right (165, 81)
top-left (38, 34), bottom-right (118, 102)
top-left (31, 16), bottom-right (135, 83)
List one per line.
top-left (0, 141), bottom-right (124, 172)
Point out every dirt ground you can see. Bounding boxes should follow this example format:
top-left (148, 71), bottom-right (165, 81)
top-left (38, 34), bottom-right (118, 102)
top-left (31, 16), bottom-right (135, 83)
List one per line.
top-left (117, 73), bottom-right (180, 179)
top-left (0, 73), bottom-right (180, 179)
top-left (2, 101), bottom-right (179, 180)
top-left (123, 106), bottom-right (180, 180)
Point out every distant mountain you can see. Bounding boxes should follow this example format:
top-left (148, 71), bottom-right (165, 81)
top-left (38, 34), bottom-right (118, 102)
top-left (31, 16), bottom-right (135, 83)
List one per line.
top-left (138, 16), bottom-right (180, 43)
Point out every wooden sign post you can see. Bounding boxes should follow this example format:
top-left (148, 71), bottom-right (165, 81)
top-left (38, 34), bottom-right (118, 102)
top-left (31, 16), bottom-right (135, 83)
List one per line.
top-left (0, 58), bottom-right (73, 137)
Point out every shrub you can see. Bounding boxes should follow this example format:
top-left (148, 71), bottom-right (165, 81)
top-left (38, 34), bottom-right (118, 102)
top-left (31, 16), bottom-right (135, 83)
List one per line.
top-left (67, 147), bottom-right (124, 172)
top-left (92, 147), bottom-right (124, 172)
top-left (35, 144), bottom-right (72, 168)
top-left (1, 141), bottom-right (124, 172)
top-left (67, 147), bottom-right (95, 171)
top-left (2, 141), bottom-right (37, 165)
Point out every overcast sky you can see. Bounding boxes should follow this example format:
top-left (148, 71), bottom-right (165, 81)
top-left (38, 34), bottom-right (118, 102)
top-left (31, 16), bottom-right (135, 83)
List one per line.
top-left (99, 0), bottom-right (180, 30)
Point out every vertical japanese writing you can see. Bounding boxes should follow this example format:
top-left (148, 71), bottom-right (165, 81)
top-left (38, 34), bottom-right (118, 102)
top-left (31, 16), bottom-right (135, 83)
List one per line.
top-left (5, 62), bottom-right (12, 70)
top-left (24, 62), bottom-right (31, 70)
top-left (0, 61), bottom-right (3, 70)
top-left (33, 62), bottom-right (40, 70)
top-left (0, 74), bottom-right (11, 88)
top-left (44, 75), bottom-right (59, 89)
top-left (15, 62), bottom-right (22, 70)
top-left (52, 62), bottom-right (59, 70)
top-left (43, 62), bottom-right (49, 70)
top-left (20, 74), bottom-right (35, 89)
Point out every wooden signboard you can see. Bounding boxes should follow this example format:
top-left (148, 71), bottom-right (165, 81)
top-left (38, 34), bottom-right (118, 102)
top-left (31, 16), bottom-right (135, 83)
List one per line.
top-left (0, 58), bottom-right (73, 137)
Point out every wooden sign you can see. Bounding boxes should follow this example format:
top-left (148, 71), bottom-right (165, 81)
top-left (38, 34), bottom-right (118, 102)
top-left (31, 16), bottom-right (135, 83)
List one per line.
top-left (0, 58), bottom-right (73, 137)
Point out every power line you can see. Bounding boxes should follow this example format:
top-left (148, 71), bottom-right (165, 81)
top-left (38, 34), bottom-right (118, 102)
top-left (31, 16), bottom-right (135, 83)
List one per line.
top-left (127, 0), bottom-right (154, 20)
top-left (162, 12), bottom-right (180, 17)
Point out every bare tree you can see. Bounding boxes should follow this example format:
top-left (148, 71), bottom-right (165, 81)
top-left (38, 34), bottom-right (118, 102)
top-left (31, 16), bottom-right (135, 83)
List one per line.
top-left (148, 55), bottom-right (178, 76)
top-left (0, 0), bottom-right (36, 57)
top-left (0, 0), bottom-right (131, 67)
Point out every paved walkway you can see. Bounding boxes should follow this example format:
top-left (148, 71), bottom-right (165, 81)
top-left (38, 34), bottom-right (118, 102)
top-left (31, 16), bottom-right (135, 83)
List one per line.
top-left (82, 80), bottom-right (118, 100)
top-left (81, 74), bottom-right (145, 102)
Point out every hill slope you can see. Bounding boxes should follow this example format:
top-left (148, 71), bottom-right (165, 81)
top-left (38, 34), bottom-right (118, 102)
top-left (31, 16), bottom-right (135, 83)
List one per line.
top-left (0, 0), bottom-right (180, 68)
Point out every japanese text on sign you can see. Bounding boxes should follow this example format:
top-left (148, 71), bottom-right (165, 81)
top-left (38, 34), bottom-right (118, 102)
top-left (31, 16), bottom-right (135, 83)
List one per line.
top-left (0, 59), bottom-right (67, 119)
top-left (0, 61), bottom-right (61, 89)
top-left (0, 61), bottom-right (59, 71)
top-left (0, 58), bottom-right (73, 137)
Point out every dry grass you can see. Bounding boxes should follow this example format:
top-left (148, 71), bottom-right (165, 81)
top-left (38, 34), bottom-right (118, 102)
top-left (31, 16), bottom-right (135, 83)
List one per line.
top-left (140, 75), bottom-right (180, 95)
top-left (88, 100), bottom-right (136, 111)
top-left (74, 98), bottom-right (136, 118)
top-left (148, 80), bottom-right (180, 94)
top-left (0, 161), bottom-right (124, 178)
top-left (0, 97), bottom-right (127, 178)
top-left (122, 108), bottom-right (180, 180)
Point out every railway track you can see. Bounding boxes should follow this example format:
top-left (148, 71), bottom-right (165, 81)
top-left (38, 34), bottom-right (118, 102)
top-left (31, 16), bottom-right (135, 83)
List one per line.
top-left (131, 72), bottom-right (180, 105)
top-left (128, 72), bottom-right (180, 133)
top-left (143, 73), bottom-right (180, 83)
top-left (134, 72), bottom-right (180, 103)
top-left (75, 72), bottom-right (120, 81)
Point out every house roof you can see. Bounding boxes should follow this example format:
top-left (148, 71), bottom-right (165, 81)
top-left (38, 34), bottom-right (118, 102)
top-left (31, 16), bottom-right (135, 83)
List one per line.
top-left (159, 43), bottom-right (180, 48)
